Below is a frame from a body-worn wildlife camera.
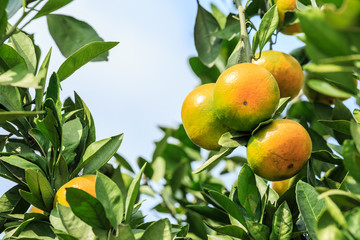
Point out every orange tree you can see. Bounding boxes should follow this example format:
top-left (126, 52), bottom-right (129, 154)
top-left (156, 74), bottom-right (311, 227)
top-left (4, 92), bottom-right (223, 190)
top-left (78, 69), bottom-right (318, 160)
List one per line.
top-left (0, 0), bottom-right (360, 239)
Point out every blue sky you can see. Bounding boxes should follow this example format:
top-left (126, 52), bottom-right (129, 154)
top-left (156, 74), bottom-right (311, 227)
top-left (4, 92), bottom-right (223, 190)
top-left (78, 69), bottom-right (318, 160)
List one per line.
top-left (0, 0), bottom-right (307, 208)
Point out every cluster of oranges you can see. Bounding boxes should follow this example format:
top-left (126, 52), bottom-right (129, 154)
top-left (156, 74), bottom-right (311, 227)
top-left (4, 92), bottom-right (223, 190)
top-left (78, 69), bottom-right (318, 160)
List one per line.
top-left (182, 50), bottom-right (312, 185)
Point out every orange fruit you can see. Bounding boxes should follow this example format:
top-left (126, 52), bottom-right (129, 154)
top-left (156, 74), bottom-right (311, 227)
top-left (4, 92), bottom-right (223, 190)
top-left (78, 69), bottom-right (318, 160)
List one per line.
top-left (247, 119), bottom-right (312, 181)
top-left (303, 74), bottom-right (356, 105)
top-left (213, 63), bottom-right (280, 132)
top-left (276, 0), bottom-right (302, 35)
top-left (28, 206), bottom-right (44, 214)
top-left (53, 175), bottom-right (96, 207)
top-left (253, 50), bottom-right (304, 99)
top-left (272, 178), bottom-right (291, 196)
top-left (181, 83), bottom-right (231, 151)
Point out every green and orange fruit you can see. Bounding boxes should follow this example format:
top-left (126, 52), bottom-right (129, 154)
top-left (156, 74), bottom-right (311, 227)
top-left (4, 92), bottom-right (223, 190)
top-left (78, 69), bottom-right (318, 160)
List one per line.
top-left (213, 63), bottom-right (280, 132)
top-left (53, 175), bottom-right (96, 207)
top-left (276, 0), bottom-right (302, 35)
top-left (253, 50), bottom-right (304, 99)
top-left (181, 83), bottom-right (231, 151)
top-left (247, 119), bottom-right (312, 181)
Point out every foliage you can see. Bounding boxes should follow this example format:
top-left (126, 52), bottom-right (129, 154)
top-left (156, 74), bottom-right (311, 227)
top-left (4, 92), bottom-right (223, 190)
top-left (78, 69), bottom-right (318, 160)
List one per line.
top-left (0, 0), bottom-right (359, 239)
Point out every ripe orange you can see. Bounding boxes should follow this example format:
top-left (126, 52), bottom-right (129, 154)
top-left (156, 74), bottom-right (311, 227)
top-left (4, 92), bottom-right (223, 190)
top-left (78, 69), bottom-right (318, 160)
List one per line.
top-left (303, 74), bottom-right (356, 105)
top-left (53, 175), bottom-right (96, 207)
top-left (28, 206), bottom-right (44, 214)
top-left (181, 83), bottom-right (231, 151)
top-left (253, 50), bottom-right (304, 99)
top-left (276, 0), bottom-right (302, 35)
top-left (247, 119), bottom-right (312, 181)
top-left (213, 63), bottom-right (280, 132)
top-left (272, 178), bottom-right (291, 196)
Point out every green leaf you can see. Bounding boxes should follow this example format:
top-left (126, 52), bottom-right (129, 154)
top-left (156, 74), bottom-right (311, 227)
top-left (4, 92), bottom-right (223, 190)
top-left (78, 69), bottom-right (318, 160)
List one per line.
top-left (62, 117), bottom-right (82, 164)
top-left (354, 109), bottom-right (360, 123)
top-left (316, 209), bottom-right (348, 240)
top-left (319, 189), bottom-right (360, 209)
top-left (246, 221), bottom-right (270, 240)
top-left (66, 188), bottom-right (110, 230)
top-left (208, 190), bottom-right (247, 229)
top-left (252, 5), bottom-right (279, 54)
top-left (237, 164), bottom-right (261, 221)
top-left (345, 208), bottom-right (360, 239)
top-left (35, 48), bottom-right (51, 111)
top-left (205, 222), bottom-right (249, 239)
top-left (0, 64), bottom-right (38, 88)
top-left (116, 224), bottom-right (136, 240)
top-left (19, 189), bottom-right (46, 210)
top-left (125, 164), bottom-right (146, 223)
top-left (350, 121), bottom-right (360, 153)
top-left (193, 147), bottom-right (234, 174)
top-left (170, 160), bottom-right (188, 193)
top-left (0, 111), bottom-right (43, 124)
top-left (37, 170), bottom-right (54, 211)
top-left (269, 202), bottom-right (293, 240)
top-left (0, 0), bottom-right (8, 37)
top-left (95, 172), bottom-right (124, 227)
top-left (211, 4), bottom-right (226, 28)
top-left (319, 120), bottom-right (351, 135)
top-left (47, 14), bottom-right (109, 61)
top-left (343, 140), bottom-right (360, 182)
top-left (296, 181), bottom-right (326, 240)
top-left (213, 14), bottom-right (240, 40)
top-left (1, 155), bottom-right (43, 173)
top-left (45, 72), bottom-right (62, 111)
top-left (140, 219), bottom-right (172, 240)
top-left (9, 29), bottom-right (37, 73)
top-left (218, 131), bottom-right (249, 148)
top-left (57, 41), bottom-right (119, 81)
top-left (55, 204), bottom-right (96, 240)
top-left (194, 3), bottom-right (222, 67)
top-left (273, 97), bottom-right (291, 119)
top-left (188, 57), bottom-right (220, 84)
top-left (186, 205), bottom-right (230, 224)
top-left (34, 0), bottom-right (73, 19)
top-left (307, 79), bottom-right (353, 98)
top-left (36, 98), bottom-right (62, 150)
top-left (114, 153), bottom-right (134, 173)
top-left (0, 85), bottom-right (22, 111)
top-left (5, 0), bottom-right (21, 19)
top-left (75, 133), bottom-right (123, 176)
top-left (297, 8), bottom-right (352, 58)
top-left (0, 185), bottom-right (29, 230)
top-left (54, 156), bottom-right (69, 191)
top-left (324, 197), bottom-right (348, 229)
top-left (0, 43), bottom-right (26, 70)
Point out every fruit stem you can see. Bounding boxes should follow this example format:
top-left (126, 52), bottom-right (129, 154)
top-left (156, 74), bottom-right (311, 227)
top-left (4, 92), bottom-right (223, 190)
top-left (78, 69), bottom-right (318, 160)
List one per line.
top-left (235, 0), bottom-right (253, 63)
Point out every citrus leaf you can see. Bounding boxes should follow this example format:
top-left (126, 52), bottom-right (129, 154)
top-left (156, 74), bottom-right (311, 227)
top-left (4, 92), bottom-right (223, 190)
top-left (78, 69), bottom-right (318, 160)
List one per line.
top-left (57, 41), bottom-right (119, 81)
top-left (47, 14), bottom-right (108, 60)
top-left (194, 3), bottom-right (222, 67)
top-left (35, 48), bottom-right (52, 112)
top-left (55, 204), bottom-right (96, 240)
top-left (205, 222), bottom-right (250, 239)
top-left (9, 29), bottom-right (37, 73)
top-left (124, 164), bottom-right (146, 223)
top-left (95, 172), bottom-right (124, 227)
top-left (66, 188), bottom-right (110, 230)
top-left (0, 111), bottom-right (43, 124)
top-left (343, 140), bottom-right (360, 183)
top-left (318, 120), bottom-right (351, 135)
top-left (186, 205), bottom-right (230, 224)
top-left (269, 201), bottom-right (293, 240)
top-left (140, 219), bottom-right (172, 240)
top-left (246, 221), bottom-right (270, 240)
top-left (296, 181), bottom-right (326, 240)
top-left (193, 147), bottom-right (234, 174)
top-left (252, 5), bottom-right (279, 54)
top-left (71, 134), bottom-right (123, 177)
top-left (237, 164), bottom-right (261, 221)
top-left (208, 190), bottom-right (247, 229)
top-left (34, 0), bottom-right (73, 19)
top-left (307, 79), bottom-right (353, 98)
